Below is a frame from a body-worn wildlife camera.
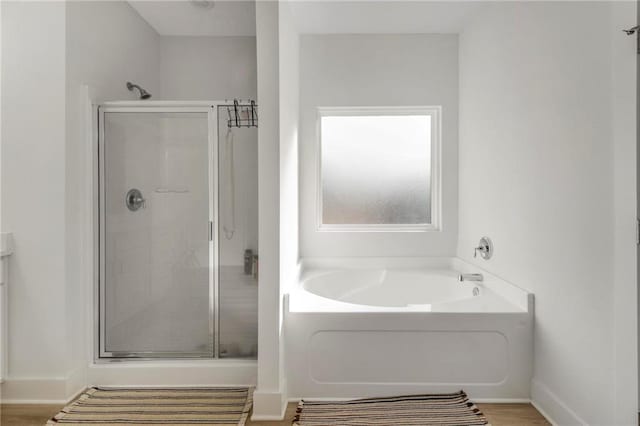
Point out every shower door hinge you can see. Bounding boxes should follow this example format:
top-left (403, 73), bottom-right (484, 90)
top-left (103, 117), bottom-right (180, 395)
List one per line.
top-left (209, 221), bottom-right (213, 241)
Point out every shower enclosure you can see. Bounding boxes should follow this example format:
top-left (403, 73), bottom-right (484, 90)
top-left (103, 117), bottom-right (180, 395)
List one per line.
top-left (97, 102), bottom-right (258, 360)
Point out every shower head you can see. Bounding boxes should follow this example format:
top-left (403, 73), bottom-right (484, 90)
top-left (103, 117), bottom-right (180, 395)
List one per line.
top-left (126, 82), bottom-right (152, 100)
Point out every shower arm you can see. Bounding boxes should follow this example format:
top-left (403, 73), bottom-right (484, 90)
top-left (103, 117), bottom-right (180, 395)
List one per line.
top-left (125, 81), bottom-right (152, 100)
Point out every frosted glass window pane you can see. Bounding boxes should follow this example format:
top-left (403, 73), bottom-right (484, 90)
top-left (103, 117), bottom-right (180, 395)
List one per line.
top-left (321, 115), bottom-right (431, 225)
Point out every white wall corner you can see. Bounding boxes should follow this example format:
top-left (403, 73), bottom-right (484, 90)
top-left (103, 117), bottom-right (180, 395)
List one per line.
top-left (531, 379), bottom-right (586, 426)
top-left (610, 2), bottom-right (638, 424)
top-left (255, 0), bottom-right (284, 412)
top-left (65, 366), bottom-right (87, 401)
top-left (251, 387), bottom-right (288, 420)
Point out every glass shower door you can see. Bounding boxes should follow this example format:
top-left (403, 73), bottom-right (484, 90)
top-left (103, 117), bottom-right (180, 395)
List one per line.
top-left (99, 107), bottom-right (214, 358)
top-left (217, 109), bottom-right (258, 359)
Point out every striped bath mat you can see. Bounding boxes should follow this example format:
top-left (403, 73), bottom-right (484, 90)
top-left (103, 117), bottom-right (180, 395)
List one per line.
top-left (293, 391), bottom-right (488, 425)
top-left (47, 387), bottom-right (253, 425)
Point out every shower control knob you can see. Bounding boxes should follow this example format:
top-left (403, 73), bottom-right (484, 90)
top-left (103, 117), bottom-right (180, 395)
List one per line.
top-left (126, 188), bottom-right (146, 211)
top-left (474, 237), bottom-right (493, 260)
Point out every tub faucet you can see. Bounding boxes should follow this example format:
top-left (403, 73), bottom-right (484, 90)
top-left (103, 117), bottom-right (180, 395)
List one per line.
top-left (458, 273), bottom-right (483, 283)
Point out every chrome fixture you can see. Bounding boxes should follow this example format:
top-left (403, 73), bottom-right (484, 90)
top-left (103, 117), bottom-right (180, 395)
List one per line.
top-left (125, 188), bottom-right (146, 211)
top-left (459, 273), bottom-right (484, 283)
top-left (474, 236), bottom-right (493, 260)
top-left (126, 82), bottom-right (152, 100)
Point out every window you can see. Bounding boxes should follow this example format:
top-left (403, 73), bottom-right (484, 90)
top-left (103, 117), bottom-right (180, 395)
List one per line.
top-left (318, 107), bottom-right (440, 231)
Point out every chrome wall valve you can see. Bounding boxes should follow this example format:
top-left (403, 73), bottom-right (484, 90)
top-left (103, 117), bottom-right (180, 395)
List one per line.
top-left (125, 188), bottom-right (146, 212)
top-left (474, 237), bottom-right (493, 260)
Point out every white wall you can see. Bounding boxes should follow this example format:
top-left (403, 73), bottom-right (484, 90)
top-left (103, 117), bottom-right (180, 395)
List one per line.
top-left (278, 3), bottom-right (299, 304)
top-left (1, 0), bottom-right (161, 401)
top-left (611, 1), bottom-right (638, 420)
top-left (253, 0), bottom-right (295, 419)
top-left (459, 2), bottom-right (637, 424)
top-left (66, 0), bottom-right (160, 394)
top-left (277, 0), bottom-right (299, 410)
top-left (299, 34), bottom-right (458, 258)
top-left (159, 36), bottom-right (256, 101)
top-left (1, 2), bottom-right (68, 397)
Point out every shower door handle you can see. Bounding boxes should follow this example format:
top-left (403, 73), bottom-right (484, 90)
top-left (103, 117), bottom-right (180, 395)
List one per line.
top-left (209, 221), bottom-right (213, 241)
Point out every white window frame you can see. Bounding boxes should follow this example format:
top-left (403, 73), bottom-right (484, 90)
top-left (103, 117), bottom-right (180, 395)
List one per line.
top-left (316, 106), bottom-right (442, 232)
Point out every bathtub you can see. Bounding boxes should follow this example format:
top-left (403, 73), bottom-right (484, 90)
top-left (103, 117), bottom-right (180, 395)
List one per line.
top-left (285, 258), bottom-right (533, 402)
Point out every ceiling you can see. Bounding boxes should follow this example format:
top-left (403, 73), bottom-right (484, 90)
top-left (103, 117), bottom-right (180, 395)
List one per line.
top-left (288, 1), bottom-right (485, 34)
top-left (128, 1), bottom-right (256, 37)
top-left (128, 1), bottom-right (483, 37)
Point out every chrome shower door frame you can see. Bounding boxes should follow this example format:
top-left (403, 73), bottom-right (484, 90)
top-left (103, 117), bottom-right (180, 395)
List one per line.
top-left (96, 103), bottom-right (219, 360)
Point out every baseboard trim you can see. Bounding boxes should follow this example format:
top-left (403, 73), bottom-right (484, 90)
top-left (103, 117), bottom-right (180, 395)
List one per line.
top-left (252, 388), bottom-right (287, 420)
top-left (474, 398), bottom-right (531, 403)
top-left (1, 374), bottom-right (88, 404)
top-left (287, 396), bottom-right (530, 403)
top-left (1, 398), bottom-right (69, 404)
top-left (531, 378), bottom-right (584, 425)
top-left (87, 360), bottom-right (257, 387)
top-left (1, 377), bottom-right (67, 403)
top-left (2, 361), bottom-right (257, 404)
top-left (531, 400), bottom-right (559, 426)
